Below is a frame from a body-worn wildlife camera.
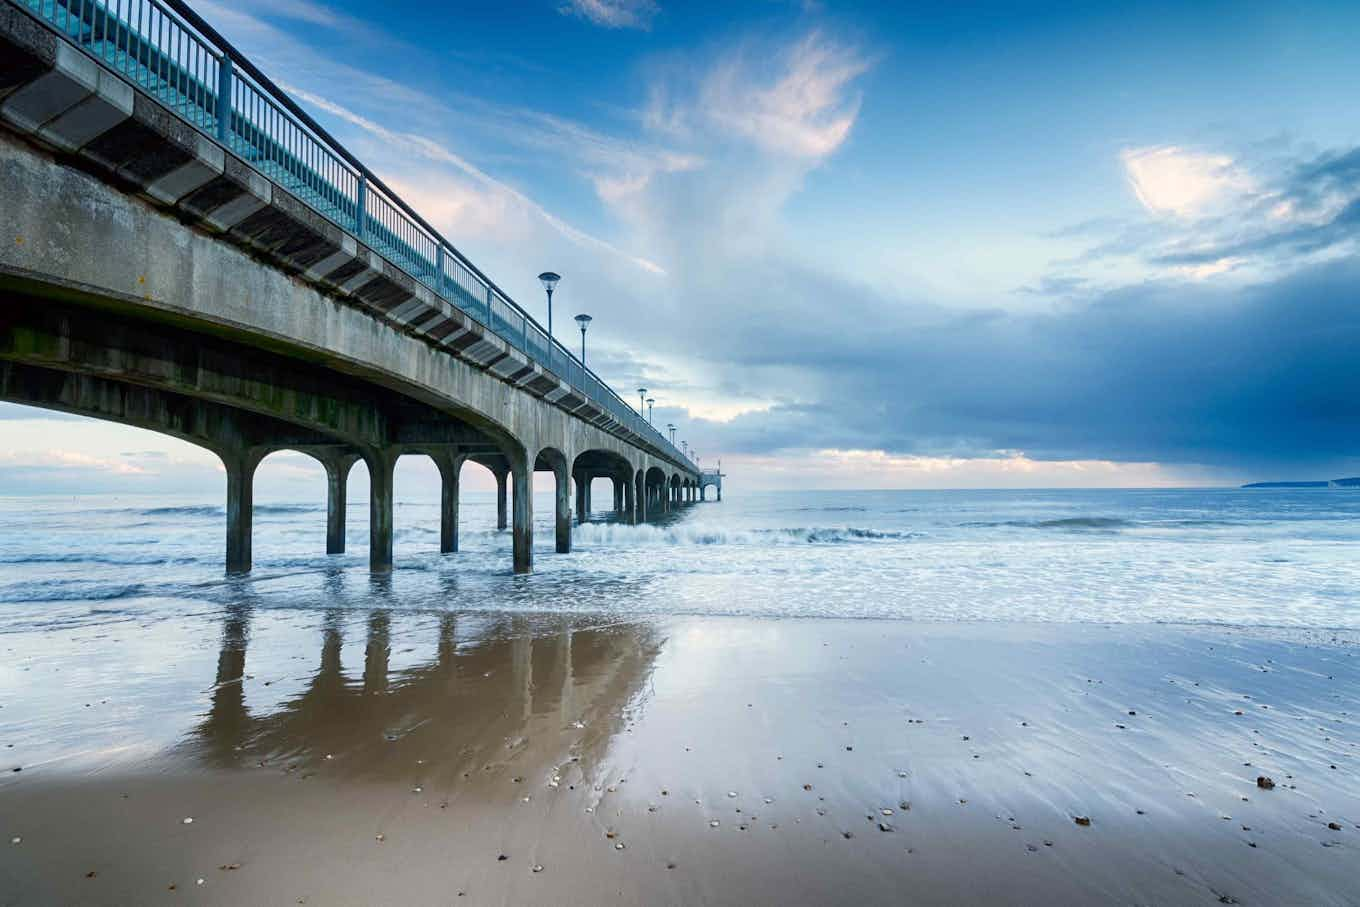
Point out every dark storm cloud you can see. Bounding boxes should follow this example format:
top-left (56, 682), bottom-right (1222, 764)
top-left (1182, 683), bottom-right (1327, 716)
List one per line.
top-left (688, 258), bottom-right (1360, 472)
top-left (1152, 143), bottom-right (1360, 268)
top-left (1155, 197), bottom-right (1360, 267)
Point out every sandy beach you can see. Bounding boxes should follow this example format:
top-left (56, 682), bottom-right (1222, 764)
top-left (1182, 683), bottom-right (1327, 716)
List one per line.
top-left (2, 608), bottom-right (1356, 905)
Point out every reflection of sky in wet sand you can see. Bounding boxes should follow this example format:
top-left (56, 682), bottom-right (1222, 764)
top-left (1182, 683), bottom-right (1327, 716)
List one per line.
top-left (1, 603), bottom-right (1358, 904)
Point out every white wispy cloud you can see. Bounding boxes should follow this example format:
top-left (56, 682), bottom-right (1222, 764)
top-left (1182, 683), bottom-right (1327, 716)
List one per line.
top-left (1121, 145), bottom-right (1254, 218)
top-left (285, 86), bottom-right (668, 275)
top-left (0, 449), bottom-right (150, 475)
top-left (703, 32), bottom-right (869, 158)
top-left (559, 0), bottom-right (659, 30)
top-left (645, 31), bottom-right (870, 160)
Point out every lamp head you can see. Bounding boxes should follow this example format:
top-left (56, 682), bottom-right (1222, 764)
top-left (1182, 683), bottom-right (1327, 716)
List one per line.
top-left (574, 313), bottom-right (593, 330)
top-left (537, 271), bottom-right (561, 294)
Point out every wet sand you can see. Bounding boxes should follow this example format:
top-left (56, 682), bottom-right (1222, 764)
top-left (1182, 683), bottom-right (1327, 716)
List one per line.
top-left (1, 610), bottom-right (1357, 905)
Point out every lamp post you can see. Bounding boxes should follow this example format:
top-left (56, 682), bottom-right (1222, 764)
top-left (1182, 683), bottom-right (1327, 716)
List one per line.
top-left (668, 424), bottom-right (676, 445)
top-left (637, 387), bottom-right (647, 415)
top-left (537, 271), bottom-right (560, 341)
top-left (574, 313), bottom-right (592, 365)
top-left (647, 398), bottom-right (655, 424)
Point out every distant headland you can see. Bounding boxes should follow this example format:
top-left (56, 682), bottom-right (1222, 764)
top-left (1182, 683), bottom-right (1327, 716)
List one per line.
top-left (1242, 477), bottom-right (1360, 488)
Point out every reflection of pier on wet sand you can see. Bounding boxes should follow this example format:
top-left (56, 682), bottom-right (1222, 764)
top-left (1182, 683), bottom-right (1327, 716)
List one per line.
top-left (195, 606), bottom-right (662, 790)
top-left (1, 612), bottom-right (1358, 905)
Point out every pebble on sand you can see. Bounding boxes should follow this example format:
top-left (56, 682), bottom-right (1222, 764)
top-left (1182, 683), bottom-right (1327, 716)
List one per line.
top-left (181, 817), bottom-right (193, 825)
top-left (1256, 776), bottom-right (1275, 790)
top-left (1074, 816), bottom-right (1092, 826)
top-left (10, 837), bottom-right (19, 845)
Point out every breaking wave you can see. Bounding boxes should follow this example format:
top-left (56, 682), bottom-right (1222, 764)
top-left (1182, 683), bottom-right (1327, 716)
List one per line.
top-left (963, 516), bottom-right (1243, 532)
top-left (574, 524), bottom-right (916, 547)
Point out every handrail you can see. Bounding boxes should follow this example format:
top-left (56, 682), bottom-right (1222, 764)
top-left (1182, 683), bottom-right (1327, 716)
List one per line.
top-left (9, 0), bottom-right (697, 473)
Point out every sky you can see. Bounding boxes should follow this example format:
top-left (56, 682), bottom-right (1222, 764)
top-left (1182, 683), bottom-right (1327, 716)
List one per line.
top-left (3, 0), bottom-right (1360, 494)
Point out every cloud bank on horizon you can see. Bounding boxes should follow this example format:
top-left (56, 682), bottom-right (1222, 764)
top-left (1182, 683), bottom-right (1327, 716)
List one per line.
top-left (3, 0), bottom-right (1358, 492)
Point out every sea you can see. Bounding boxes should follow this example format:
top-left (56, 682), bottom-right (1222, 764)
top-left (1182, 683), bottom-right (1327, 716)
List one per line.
top-left (1, 487), bottom-right (1357, 629)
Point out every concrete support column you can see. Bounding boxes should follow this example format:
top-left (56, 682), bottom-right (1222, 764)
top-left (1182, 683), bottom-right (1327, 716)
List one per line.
top-left (434, 452), bottom-right (465, 554)
top-left (494, 466), bottom-right (509, 531)
top-left (367, 450), bottom-right (397, 573)
top-left (701, 485), bottom-right (707, 502)
top-left (635, 472), bottom-right (647, 524)
top-left (510, 450), bottom-right (533, 574)
top-left (624, 472), bottom-right (637, 525)
top-left (223, 449), bottom-right (261, 574)
top-left (575, 472), bottom-right (587, 523)
top-left (555, 462), bottom-right (572, 555)
top-left (613, 478), bottom-right (624, 514)
top-left (318, 452), bottom-right (358, 555)
top-left (326, 463), bottom-right (348, 554)
top-left (583, 476), bottom-right (593, 516)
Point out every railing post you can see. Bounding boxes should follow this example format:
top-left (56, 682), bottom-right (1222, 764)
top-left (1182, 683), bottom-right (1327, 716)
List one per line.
top-left (485, 287), bottom-right (493, 327)
top-left (435, 244), bottom-right (446, 296)
top-left (355, 174), bottom-right (367, 239)
top-left (215, 55), bottom-right (232, 144)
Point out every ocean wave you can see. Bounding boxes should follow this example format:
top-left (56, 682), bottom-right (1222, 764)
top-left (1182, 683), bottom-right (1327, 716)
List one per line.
top-left (133, 505), bottom-right (223, 517)
top-left (0, 581), bottom-right (151, 603)
top-left (574, 524), bottom-right (916, 547)
top-left (0, 552), bottom-right (195, 566)
top-left (962, 516), bottom-right (1242, 532)
top-left (100, 503), bottom-right (322, 518)
top-left (960, 517), bottom-right (1128, 530)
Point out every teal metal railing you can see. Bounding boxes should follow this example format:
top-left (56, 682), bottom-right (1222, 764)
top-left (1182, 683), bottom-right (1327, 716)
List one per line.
top-left (11, 0), bottom-right (697, 472)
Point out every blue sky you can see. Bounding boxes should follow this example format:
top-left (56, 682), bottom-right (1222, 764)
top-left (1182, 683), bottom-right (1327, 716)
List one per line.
top-left (4, 0), bottom-right (1360, 493)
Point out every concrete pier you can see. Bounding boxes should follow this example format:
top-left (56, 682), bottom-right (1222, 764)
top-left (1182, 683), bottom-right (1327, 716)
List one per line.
top-left (319, 450), bottom-right (359, 554)
top-left (435, 452), bottom-right (464, 554)
top-left (0, 2), bottom-right (710, 575)
top-left (224, 451), bottom-right (259, 574)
